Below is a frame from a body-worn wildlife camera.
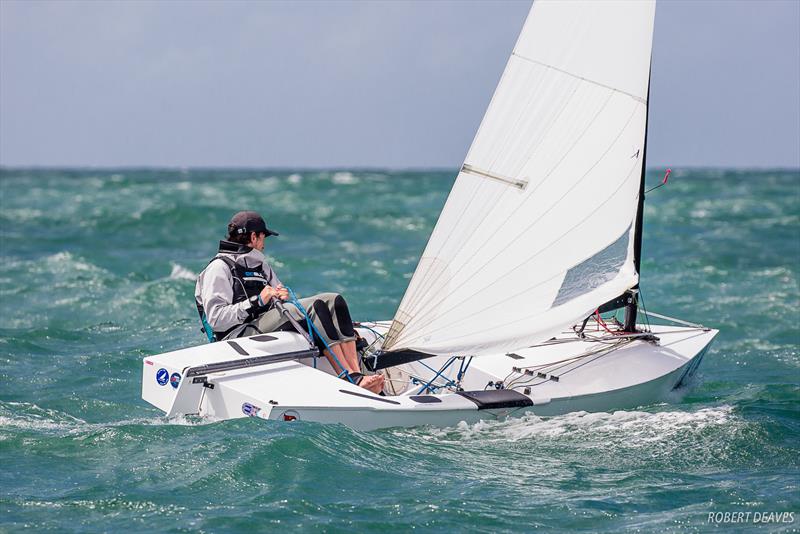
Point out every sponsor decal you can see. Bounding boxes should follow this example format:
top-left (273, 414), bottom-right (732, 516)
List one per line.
top-left (282, 410), bottom-right (299, 422)
top-left (156, 368), bottom-right (169, 386)
top-left (145, 360), bottom-right (154, 366)
top-left (242, 402), bottom-right (260, 417)
top-left (170, 372), bottom-right (181, 389)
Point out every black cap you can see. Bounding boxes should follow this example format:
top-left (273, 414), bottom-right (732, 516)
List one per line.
top-left (228, 211), bottom-right (279, 238)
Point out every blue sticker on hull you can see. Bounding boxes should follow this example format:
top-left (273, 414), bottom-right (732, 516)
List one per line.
top-left (156, 368), bottom-right (169, 386)
top-left (170, 372), bottom-right (181, 389)
top-left (242, 402), bottom-right (260, 417)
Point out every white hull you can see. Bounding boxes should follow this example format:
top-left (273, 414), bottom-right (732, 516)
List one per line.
top-left (142, 319), bottom-right (717, 431)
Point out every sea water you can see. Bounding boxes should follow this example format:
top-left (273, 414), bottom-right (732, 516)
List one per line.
top-left (0, 168), bottom-right (797, 532)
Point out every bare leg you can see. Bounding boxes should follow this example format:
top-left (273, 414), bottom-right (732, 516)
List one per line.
top-left (329, 343), bottom-right (354, 372)
top-left (326, 341), bottom-right (384, 394)
top-left (345, 340), bottom-right (384, 393)
top-left (323, 344), bottom-right (351, 374)
top-left (342, 339), bottom-right (385, 393)
top-left (322, 352), bottom-right (345, 375)
top-left (340, 340), bottom-right (361, 373)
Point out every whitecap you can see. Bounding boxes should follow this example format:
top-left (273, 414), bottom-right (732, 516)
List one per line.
top-left (19, 498), bottom-right (187, 514)
top-left (169, 263), bottom-right (196, 281)
top-left (0, 208), bottom-right (44, 221)
top-left (0, 415), bottom-right (79, 432)
top-left (332, 171), bottom-right (358, 185)
top-left (0, 402), bottom-right (88, 433)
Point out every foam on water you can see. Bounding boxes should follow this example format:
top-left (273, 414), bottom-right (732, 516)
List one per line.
top-left (331, 171), bottom-right (358, 184)
top-left (424, 405), bottom-right (736, 444)
top-left (169, 263), bottom-right (196, 281)
top-left (0, 401), bottom-right (216, 438)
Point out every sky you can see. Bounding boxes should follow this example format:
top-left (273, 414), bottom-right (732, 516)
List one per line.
top-left (1, 0), bottom-right (798, 169)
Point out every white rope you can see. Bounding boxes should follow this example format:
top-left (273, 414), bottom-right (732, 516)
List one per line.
top-left (639, 310), bottom-right (708, 329)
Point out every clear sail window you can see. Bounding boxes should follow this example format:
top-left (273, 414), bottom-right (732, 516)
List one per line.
top-left (552, 226), bottom-right (631, 307)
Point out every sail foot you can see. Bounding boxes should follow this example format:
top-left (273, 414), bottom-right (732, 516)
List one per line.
top-left (363, 348), bottom-right (437, 371)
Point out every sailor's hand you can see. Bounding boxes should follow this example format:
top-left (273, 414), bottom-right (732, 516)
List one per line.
top-left (259, 285), bottom-right (289, 303)
top-left (274, 284), bottom-right (289, 301)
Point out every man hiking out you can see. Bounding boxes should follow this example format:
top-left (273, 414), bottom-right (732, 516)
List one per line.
top-left (194, 211), bottom-right (384, 394)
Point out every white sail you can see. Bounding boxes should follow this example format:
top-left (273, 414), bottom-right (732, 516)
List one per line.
top-left (383, 0), bottom-right (656, 357)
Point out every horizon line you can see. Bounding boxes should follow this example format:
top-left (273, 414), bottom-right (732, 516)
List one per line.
top-left (2, 164), bottom-right (799, 172)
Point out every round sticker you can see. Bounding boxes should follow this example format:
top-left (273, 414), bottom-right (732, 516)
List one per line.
top-left (156, 368), bottom-right (169, 386)
top-left (282, 410), bottom-right (299, 422)
top-left (170, 372), bottom-right (181, 389)
top-left (242, 402), bottom-right (260, 417)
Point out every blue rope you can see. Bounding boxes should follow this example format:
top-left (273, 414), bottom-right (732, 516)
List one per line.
top-left (284, 286), bottom-right (355, 384)
top-left (413, 356), bottom-right (472, 394)
top-left (416, 359), bottom-right (440, 375)
top-left (357, 323), bottom-right (385, 340)
top-left (456, 356), bottom-right (473, 383)
top-left (283, 288), bottom-right (316, 368)
top-left (201, 314), bottom-right (216, 343)
top-left (417, 357), bottom-right (458, 394)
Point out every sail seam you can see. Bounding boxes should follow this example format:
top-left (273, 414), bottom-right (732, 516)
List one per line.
top-left (396, 93), bottom-right (624, 327)
top-left (401, 71), bottom-right (538, 312)
top-left (399, 90), bottom-right (618, 319)
top-left (512, 52), bottom-right (647, 104)
top-left (393, 158), bottom-right (640, 347)
top-left (486, 63), bottom-right (553, 172)
top-left (401, 76), bottom-right (582, 315)
top-left (388, 104), bottom-right (642, 344)
top-left (400, 185), bottom-right (506, 316)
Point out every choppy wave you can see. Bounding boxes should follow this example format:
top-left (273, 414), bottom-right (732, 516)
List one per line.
top-left (0, 167), bottom-right (797, 532)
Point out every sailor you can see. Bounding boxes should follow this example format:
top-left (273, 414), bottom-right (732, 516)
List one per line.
top-left (195, 211), bottom-right (384, 394)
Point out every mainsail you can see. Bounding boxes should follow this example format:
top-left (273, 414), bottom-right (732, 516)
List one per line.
top-left (382, 0), bottom-right (657, 357)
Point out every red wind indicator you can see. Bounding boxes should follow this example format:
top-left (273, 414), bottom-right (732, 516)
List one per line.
top-left (645, 168), bottom-right (672, 194)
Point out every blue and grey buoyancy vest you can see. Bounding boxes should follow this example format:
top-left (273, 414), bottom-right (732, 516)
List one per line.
top-left (196, 240), bottom-right (275, 341)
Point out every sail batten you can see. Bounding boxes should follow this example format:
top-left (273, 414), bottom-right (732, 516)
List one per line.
top-left (383, 0), bottom-right (656, 356)
top-left (461, 164), bottom-right (528, 190)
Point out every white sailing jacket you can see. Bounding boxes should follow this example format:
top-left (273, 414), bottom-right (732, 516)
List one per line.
top-left (194, 243), bottom-right (283, 333)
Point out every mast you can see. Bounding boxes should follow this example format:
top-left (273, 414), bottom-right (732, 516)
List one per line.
top-left (623, 73), bottom-right (651, 332)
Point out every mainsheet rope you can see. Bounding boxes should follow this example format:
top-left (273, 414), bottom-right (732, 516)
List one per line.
top-left (282, 286), bottom-right (356, 384)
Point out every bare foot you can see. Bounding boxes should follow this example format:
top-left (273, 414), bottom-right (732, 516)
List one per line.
top-left (359, 374), bottom-right (385, 394)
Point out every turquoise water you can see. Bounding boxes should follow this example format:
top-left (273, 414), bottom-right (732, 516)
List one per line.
top-left (1, 168), bottom-right (797, 532)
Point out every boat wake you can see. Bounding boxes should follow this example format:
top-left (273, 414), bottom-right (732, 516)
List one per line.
top-left (0, 401), bottom-right (215, 439)
top-left (418, 405), bottom-right (736, 444)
